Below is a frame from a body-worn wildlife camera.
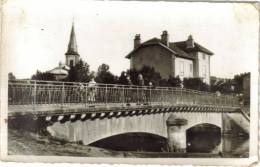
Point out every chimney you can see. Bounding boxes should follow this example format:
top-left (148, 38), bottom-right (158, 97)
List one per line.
top-left (134, 34), bottom-right (141, 49)
top-left (186, 35), bottom-right (195, 48)
top-left (161, 30), bottom-right (169, 46)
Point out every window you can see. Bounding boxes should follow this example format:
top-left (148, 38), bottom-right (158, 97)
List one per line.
top-left (189, 63), bottom-right (193, 77)
top-left (180, 61), bottom-right (184, 76)
top-left (202, 54), bottom-right (206, 60)
top-left (70, 60), bottom-right (74, 67)
top-left (202, 65), bottom-right (207, 78)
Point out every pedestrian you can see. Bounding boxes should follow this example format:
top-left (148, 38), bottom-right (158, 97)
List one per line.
top-left (126, 74), bottom-right (133, 86)
top-left (137, 74), bottom-right (145, 105)
top-left (78, 82), bottom-right (85, 103)
top-left (88, 78), bottom-right (97, 103)
top-left (137, 74), bottom-right (144, 86)
top-left (125, 74), bottom-right (132, 104)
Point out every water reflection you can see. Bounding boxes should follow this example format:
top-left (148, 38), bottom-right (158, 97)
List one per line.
top-left (89, 131), bottom-right (249, 157)
top-left (222, 135), bottom-right (249, 157)
top-left (186, 124), bottom-right (221, 153)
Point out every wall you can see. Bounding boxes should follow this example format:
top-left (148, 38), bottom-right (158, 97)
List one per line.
top-left (130, 45), bottom-right (174, 79)
top-left (196, 52), bottom-right (210, 84)
top-left (54, 74), bottom-right (67, 81)
top-left (174, 57), bottom-right (193, 80)
top-left (66, 55), bottom-right (80, 67)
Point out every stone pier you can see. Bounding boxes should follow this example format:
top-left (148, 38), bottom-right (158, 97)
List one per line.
top-left (166, 114), bottom-right (188, 152)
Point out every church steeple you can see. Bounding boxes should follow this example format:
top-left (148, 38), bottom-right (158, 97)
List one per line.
top-left (65, 22), bottom-right (79, 56)
top-left (65, 21), bottom-right (80, 67)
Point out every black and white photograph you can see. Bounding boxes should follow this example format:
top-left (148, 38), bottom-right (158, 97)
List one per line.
top-left (0, 0), bottom-right (259, 165)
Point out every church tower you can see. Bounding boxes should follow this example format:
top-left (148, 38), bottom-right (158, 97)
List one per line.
top-left (65, 22), bottom-right (80, 67)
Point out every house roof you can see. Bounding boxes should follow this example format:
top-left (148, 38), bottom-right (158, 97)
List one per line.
top-left (173, 41), bottom-right (214, 55)
top-left (126, 36), bottom-right (214, 59)
top-left (125, 38), bottom-right (195, 60)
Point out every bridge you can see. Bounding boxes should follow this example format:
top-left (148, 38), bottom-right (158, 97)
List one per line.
top-left (8, 80), bottom-right (250, 153)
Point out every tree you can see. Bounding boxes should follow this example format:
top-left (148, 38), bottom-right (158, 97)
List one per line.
top-left (140, 66), bottom-right (162, 86)
top-left (126, 68), bottom-right (139, 85)
top-left (233, 72), bottom-right (249, 94)
top-left (183, 78), bottom-right (209, 91)
top-left (31, 70), bottom-right (56, 81)
top-left (8, 72), bottom-right (16, 80)
top-left (210, 72), bottom-right (250, 95)
top-left (66, 59), bottom-right (94, 82)
top-left (95, 64), bottom-right (117, 84)
top-left (126, 66), bottom-right (162, 86)
top-left (117, 71), bottom-right (128, 85)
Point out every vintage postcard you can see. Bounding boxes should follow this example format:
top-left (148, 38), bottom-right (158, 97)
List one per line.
top-left (0, 0), bottom-right (259, 166)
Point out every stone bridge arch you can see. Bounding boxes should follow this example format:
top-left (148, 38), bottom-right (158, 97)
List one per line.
top-left (48, 111), bottom-right (223, 147)
top-left (88, 132), bottom-right (168, 152)
top-left (48, 112), bottom-right (169, 145)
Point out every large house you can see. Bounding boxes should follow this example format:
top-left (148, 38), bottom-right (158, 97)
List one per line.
top-left (48, 22), bottom-right (80, 80)
top-left (125, 31), bottom-right (214, 84)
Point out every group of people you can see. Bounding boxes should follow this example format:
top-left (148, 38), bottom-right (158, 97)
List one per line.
top-left (124, 73), bottom-right (151, 105)
top-left (74, 73), bottom-right (150, 105)
top-left (76, 78), bottom-right (96, 103)
top-left (123, 72), bottom-right (152, 87)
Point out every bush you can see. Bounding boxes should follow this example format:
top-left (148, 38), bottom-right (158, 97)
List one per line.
top-left (183, 78), bottom-right (209, 91)
top-left (66, 59), bottom-right (94, 82)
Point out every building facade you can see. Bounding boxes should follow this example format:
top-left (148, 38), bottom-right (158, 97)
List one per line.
top-left (126, 31), bottom-right (214, 84)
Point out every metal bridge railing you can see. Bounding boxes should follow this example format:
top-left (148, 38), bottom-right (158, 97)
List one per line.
top-left (8, 80), bottom-right (240, 108)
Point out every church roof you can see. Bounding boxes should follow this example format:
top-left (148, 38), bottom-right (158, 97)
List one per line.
top-left (65, 22), bottom-right (80, 56)
top-left (126, 35), bottom-right (214, 59)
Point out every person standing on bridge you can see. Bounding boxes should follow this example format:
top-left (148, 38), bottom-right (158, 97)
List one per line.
top-left (125, 74), bottom-right (133, 104)
top-left (137, 74), bottom-right (144, 86)
top-left (137, 74), bottom-right (145, 105)
top-left (78, 83), bottom-right (85, 103)
top-left (88, 78), bottom-right (97, 103)
top-left (126, 74), bottom-right (133, 86)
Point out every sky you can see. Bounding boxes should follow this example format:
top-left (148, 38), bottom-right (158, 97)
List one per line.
top-left (2, 0), bottom-right (259, 79)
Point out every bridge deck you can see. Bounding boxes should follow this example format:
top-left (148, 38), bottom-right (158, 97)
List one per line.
top-left (8, 102), bottom-right (240, 118)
